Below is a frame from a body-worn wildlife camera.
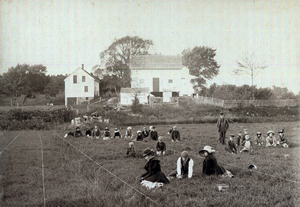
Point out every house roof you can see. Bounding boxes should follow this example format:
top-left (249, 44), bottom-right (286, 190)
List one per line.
top-left (130, 55), bottom-right (183, 70)
top-left (121, 87), bottom-right (149, 93)
top-left (64, 67), bottom-right (100, 82)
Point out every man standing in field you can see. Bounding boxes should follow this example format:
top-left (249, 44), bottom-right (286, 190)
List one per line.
top-left (217, 112), bottom-right (229, 145)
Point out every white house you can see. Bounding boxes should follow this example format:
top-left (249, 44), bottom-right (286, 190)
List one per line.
top-left (120, 87), bottom-right (149, 105)
top-left (130, 55), bottom-right (195, 102)
top-left (64, 65), bottom-right (100, 106)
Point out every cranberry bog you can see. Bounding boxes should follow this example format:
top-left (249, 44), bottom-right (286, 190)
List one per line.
top-left (1, 122), bottom-right (299, 206)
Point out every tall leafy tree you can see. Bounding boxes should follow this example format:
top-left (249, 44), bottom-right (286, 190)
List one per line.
top-left (26, 64), bottom-right (48, 94)
top-left (98, 36), bottom-right (153, 88)
top-left (182, 46), bottom-right (220, 91)
top-left (2, 64), bottom-right (29, 106)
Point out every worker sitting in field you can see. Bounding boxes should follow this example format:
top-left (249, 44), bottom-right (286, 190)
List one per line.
top-left (150, 126), bottom-right (158, 141)
top-left (225, 134), bottom-right (237, 154)
top-left (156, 136), bottom-right (166, 156)
top-left (254, 132), bottom-right (265, 147)
top-left (85, 126), bottom-right (92, 137)
top-left (92, 126), bottom-right (101, 139)
top-left (113, 128), bottom-right (122, 139)
top-left (136, 130), bottom-right (144, 141)
top-left (168, 151), bottom-right (194, 179)
top-left (236, 131), bottom-right (243, 150)
top-left (277, 129), bottom-right (289, 148)
top-left (199, 145), bottom-right (234, 178)
top-left (171, 126), bottom-right (180, 142)
top-left (240, 135), bottom-right (253, 153)
top-left (265, 130), bottom-right (277, 147)
top-left (64, 126), bottom-right (82, 138)
top-left (125, 126), bottom-right (134, 139)
top-left (103, 127), bottom-right (111, 140)
top-left (126, 142), bottom-right (136, 158)
top-left (142, 127), bottom-right (149, 139)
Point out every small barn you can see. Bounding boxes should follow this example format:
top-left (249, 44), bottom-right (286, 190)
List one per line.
top-left (120, 87), bottom-right (149, 105)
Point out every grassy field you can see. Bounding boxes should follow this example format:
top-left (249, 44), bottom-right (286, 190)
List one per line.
top-left (1, 122), bottom-right (299, 206)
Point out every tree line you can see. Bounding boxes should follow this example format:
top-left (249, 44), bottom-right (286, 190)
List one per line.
top-left (199, 83), bottom-right (297, 100)
top-left (0, 64), bottom-right (66, 106)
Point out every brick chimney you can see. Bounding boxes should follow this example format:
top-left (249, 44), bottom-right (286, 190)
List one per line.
top-left (82, 64), bottom-right (84, 70)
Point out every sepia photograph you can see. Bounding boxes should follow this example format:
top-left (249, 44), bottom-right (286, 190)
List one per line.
top-left (0, 0), bottom-right (299, 206)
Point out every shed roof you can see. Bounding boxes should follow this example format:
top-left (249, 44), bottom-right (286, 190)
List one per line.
top-left (130, 55), bottom-right (183, 70)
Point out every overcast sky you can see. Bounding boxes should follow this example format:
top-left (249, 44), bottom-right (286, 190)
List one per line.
top-left (1, 0), bottom-right (299, 93)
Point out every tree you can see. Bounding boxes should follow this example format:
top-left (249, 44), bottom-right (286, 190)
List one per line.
top-left (182, 46), bottom-right (220, 91)
top-left (99, 36), bottom-right (153, 88)
top-left (2, 64), bottom-right (29, 106)
top-left (26, 64), bottom-right (48, 94)
top-left (235, 53), bottom-right (268, 100)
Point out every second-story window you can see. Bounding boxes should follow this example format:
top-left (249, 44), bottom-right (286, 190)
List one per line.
top-left (73, 75), bottom-right (77, 83)
top-left (82, 76), bottom-right (86, 82)
top-left (168, 79), bottom-right (173, 83)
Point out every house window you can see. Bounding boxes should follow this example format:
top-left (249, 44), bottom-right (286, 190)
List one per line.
top-left (84, 86), bottom-right (88, 92)
top-left (140, 79), bottom-right (144, 84)
top-left (82, 76), bottom-right (86, 82)
top-left (168, 79), bottom-right (173, 83)
top-left (73, 75), bottom-right (77, 83)
top-left (86, 97), bottom-right (89, 100)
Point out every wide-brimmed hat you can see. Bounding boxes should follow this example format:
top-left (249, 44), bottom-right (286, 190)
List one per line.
top-left (257, 132), bottom-right (262, 135)
top-left (129, 142), bottom-right (134, 146)
top-left (127, 126), bottom-right (132, 130)
top-left (278, 129), bottom-right (284, 133)
top-left (143, 148), bottom-right (154, 157)
top-left (105, 126), bottom-right (109, 130)
top-left (137, 130), bottom-right (142, 134)
top-left (158, 136), bottom-right (163, 141)
top-left (267, 130), bottom-right (274, 135)
top-left (181, 151), bottom-right (189, 158)
top-left (173, 126), bottom-right (177, 129)
top-left (199, 146), bottom-right (215, 156)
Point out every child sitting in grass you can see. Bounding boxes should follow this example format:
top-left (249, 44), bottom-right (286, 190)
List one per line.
top-left (126, 142), bottom-right (136, 158)
top-left (168, 151), bottom-right (194, 179)
top-left (125, 127), bottom-right (134, 139)
top-left (92, 126), bottom-right (101, 139)
top-left (103, 127), bottom-right (111, 140)
top-left (156, 136), bottom-right (166, 156)
top-left (242, 129), bottom-right (249, 145)
top-left (277, 129), bottom-right (289, 148)
top-left (64, 126), bottom-right (83, 138)
top-left (150, 126), bottom-right (158, 141)
top-left (142, 127), bottom-right (149, 138)
top-left (240, 134), bottom-right (253, 152)
top-left (113, 128), bottom-right (122, 139)
top-left (136, 130), bottom-right (144, 141)
top-left (236, 131), bottom-right (243, 149)
top-left (265, 130), bottom-right (276, 147)
top-left (225, 134), bottom-right (237, 154)
top-left (171, 126), bottom-right (180, 142)
top-left (199, 146), bottom-right (233, 178)
top-left (85, 126), bottom-right (92, 137)
top-left (254, 132), bottom-right (265, 147)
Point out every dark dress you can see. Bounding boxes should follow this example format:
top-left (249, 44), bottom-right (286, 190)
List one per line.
top-left (136, 134), bottom-right (143, 141)
top-left (142, 130), bottom-right (149, 138)
top-left (150, 131), bottom-right (158, 141)
top-left (156, 142), bottom-right (166, 152)
top-left (171, 130), bottom-right (180, 141)
top-left (226, 140), bottom-right (237, 153)
top-left (141, 157), bottom-right (169, 183)
top-left (202, 154), bottom-right (226, 176)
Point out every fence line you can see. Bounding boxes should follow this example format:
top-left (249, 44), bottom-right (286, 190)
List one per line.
top-left (192, 96), bottom-right (298, 108)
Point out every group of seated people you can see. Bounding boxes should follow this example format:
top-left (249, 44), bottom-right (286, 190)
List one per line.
top-left (139, 145), bottom-right (233, 189)
top-left (225, 128), bottom-right (289, 154)
top-left (64, 125), bottom-right (181, 142)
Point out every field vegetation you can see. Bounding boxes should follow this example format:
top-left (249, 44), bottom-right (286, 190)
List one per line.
top-left (1, 122), bottom-right (299, 206)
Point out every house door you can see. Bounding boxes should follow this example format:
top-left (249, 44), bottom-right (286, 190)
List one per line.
top-left (153, 78), bottom-right (159, 92)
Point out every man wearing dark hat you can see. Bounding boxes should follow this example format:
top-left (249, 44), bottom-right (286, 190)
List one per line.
top-left (217, 112), bottom-right (229, 145)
